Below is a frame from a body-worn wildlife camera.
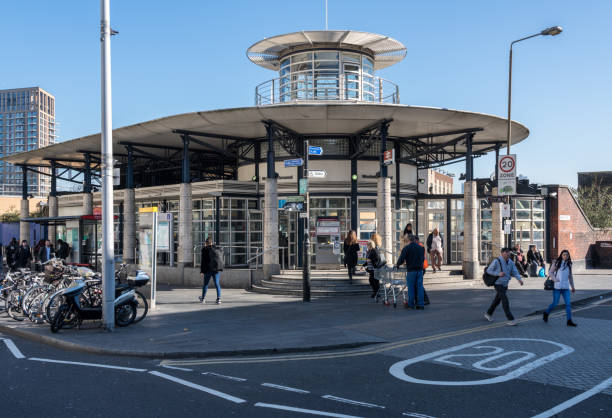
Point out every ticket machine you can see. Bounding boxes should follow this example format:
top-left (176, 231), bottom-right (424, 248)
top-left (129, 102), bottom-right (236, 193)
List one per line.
top-left (315, 216), bottom-right (341, 267)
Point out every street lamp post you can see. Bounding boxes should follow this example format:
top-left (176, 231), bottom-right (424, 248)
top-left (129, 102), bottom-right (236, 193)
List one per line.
top-left (506, 26), bottom-right (563, 155)
top-left (505, 26), bottom-right (562, 248)
top-left (100, 0), bottom-right (116, 330)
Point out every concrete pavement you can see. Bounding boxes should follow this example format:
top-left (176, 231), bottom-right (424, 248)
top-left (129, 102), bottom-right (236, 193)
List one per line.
top-left (0, 272), bottom-right (610, 359)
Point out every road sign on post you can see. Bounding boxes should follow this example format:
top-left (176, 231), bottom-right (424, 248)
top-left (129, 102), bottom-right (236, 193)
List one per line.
top-left (308, 169), bottom-right (327, 178)
top-left (284, 158), bottom-right (304, 168)
top-left (308, 146), bottom-right (323, 156)
top-left (497, 154), bottom-right (517, 196)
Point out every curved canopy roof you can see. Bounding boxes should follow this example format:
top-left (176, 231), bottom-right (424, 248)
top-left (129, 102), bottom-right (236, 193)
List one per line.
top-left (247, 30), bottom-right (407, 70)
top-left (2, 103), bottom-right (528, 170)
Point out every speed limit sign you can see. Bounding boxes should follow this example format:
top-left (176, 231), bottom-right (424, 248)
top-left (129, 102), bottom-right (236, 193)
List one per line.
top-left (498, 155), bottom-right (516, 177)
top-left (497, 154), bottom-right (516, 196)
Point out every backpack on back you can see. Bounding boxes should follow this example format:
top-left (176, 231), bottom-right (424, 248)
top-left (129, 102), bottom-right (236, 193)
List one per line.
top-left (208, 246), bottom-right (224, 272)
top-left (483, 258), bottom-right (501, 287)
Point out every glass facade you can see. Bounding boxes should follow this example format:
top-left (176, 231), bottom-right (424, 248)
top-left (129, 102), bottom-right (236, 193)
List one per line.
top-left (278, 51), bottom-right (377, 102)
top-left (512, 198), bottom-right (546, 259)
top-left (0, 88), bottom-right (55, 196)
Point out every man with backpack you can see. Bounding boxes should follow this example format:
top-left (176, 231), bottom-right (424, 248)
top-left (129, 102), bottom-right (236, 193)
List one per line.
top-left (484, 247), bottom-right (524, 326)
top-left (199, 237), bottom-right (223, 304)
top-left (396, 235), bottom-right (425, 310)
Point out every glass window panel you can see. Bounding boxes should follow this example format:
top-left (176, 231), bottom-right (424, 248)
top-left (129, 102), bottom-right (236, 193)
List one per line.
top-left (516, 200), bottom-right (530, 209)
top-left (533, 211), bottom-right (544, 220)
top-left (314, 51), bottom-right (338, 60)
top-left (516, 210), bottom-right (531, 220)
top-left (328, 198), bottom-right (345, 208)
top-left (533, 200), bottom-right (544, 210)
top-left (533, 231), bottom-right (544, 240)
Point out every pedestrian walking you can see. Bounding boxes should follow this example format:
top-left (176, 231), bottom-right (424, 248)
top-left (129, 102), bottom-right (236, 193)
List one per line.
top-left (484, 247), bottom-right (524, 326)
top-left (361, 240), bottom-right (381, 298)
top-left (527, 244), bottom-right (545, 277)
top-left (396, 234), bottom-right (425, 309)
top-left (14, 240), bottom-right (33, 269)
top-left (343, 230), bottom-right (360, 283)
top-left (543, 250), bottom-right (577, 327)
top-left (426, 228), bottom-right (443, 272)
top-left (199, 237), bottom-right (223, 304)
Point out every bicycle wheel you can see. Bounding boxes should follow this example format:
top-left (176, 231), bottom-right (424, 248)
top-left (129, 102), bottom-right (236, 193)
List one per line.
top-left (46, 292), bottom-right (64, 323)
top-left (22, 285), bottom-right (44, 317)
top-left (7, 290), bottom-right (25, 321)
top-left (51, 305), bottom-right (68, 333)
top-left (132, 290), bottom-right (148, 324)
top-left (115, 303), bottom-right (136, 327)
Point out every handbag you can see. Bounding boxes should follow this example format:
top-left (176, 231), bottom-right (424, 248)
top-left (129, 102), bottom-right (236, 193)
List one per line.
top-left (544, 278), bottom-right (555, 291)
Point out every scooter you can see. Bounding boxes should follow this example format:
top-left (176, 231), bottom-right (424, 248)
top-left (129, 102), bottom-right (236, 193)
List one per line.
top-left (50, 280), bottom-right (137, 333)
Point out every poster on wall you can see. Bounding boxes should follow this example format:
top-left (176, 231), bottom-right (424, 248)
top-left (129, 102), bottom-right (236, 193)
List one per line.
top-left (357, 239), bottom-right (369, 265)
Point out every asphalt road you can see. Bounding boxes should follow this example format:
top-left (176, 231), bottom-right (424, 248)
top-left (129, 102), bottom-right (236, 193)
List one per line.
top-left (1, 299), bottom-right (611, 417)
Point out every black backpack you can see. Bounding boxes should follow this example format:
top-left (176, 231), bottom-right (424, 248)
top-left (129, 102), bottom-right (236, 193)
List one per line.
top-left (483, 258), bottom-right (501, 286)
top-left (374, 247), bottom-right (387, 269)
top-left (208, 246), bottom-right (224, 272)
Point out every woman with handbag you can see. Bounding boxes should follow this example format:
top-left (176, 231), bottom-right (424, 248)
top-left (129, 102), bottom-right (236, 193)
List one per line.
top-left (543, 250), bottom-right (577, 327)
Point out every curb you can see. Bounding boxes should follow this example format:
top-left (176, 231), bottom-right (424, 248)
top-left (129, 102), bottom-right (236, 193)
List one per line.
top-left (2, 290), bottom-right (610, 360)
top-left (0, 324), bottom-right (383, 359)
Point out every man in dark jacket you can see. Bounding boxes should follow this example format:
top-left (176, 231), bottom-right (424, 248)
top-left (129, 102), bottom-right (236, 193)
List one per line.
top-left (38, 240), bottom-right (54, 263)
top-left (199, 238), bottom-right (222, 304)
top-left (6, 237), bottom-right (18, 268)
top-left (396, 235), bottom-right (425, 309)
top-left (14, 240), bottom-right (32, 269)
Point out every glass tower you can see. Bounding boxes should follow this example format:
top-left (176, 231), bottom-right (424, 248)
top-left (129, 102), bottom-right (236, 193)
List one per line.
top-left (0, 87), bottom-right (55, 196)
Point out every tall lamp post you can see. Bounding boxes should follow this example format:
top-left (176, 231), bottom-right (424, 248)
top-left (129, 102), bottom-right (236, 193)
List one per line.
top-left (505, 26), bottom-right (562, 247)
top-left (506, 26), bottom-right (563, 154)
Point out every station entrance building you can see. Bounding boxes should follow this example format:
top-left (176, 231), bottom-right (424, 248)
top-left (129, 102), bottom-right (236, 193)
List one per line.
top-left (5, 30), bottom-right (542, 282)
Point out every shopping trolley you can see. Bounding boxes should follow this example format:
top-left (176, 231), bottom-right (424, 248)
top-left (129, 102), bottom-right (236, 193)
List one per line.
top-left (374, 266), bottom-right (407, 308)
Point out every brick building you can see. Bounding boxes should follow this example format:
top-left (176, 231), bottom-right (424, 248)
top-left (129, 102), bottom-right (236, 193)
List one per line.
top-left (546, 185), bottom-right (612, 269)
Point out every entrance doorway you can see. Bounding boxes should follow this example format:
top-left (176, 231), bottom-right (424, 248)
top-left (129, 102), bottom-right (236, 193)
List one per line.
top-left (418, 199), bottom-right (447, 264)
top-left (278, 210), bottom-right (298, 269)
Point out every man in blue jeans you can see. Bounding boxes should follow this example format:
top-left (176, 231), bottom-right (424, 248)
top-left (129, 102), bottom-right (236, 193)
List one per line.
top-left (199, 238), bottom-right (222, 304)
top-left (396, 235), bottom-right (425, 309)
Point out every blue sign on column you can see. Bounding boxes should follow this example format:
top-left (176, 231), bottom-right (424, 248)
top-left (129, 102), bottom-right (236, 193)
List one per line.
top-left (308, 146), bottom-right (323, 156)
top-left (284, 158), bottom-right (304, 167)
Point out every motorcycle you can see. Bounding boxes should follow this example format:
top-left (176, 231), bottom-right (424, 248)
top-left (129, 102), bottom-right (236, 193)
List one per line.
top-left (50, 279), bottom-right (137, 333)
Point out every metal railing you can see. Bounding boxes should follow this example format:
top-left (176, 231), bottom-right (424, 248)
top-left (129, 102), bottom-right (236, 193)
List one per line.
top-left (246, 246), bottom-right (289, 271)
top-left (255, 75), bottom-right (400, 106)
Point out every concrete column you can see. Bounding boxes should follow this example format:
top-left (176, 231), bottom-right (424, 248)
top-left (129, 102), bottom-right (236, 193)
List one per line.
top-left (178, 182), bottom-right (193, 266)
top-left (491, 187), bottom-right (504, 258)
top-left (462, 181), bottom-right (479, 279)
top-left (20, 199), bottom-right (30, 242)
top-left (123, 188), bottom-right (136, 263)
top-left (48, 195), bottom-right (58, 244)
top-left (263, 177), bottom-right (280, 277)
top-left (377, 176), bottom-right (393, 263)
top-left (83, 193), bottom-right (93, 215)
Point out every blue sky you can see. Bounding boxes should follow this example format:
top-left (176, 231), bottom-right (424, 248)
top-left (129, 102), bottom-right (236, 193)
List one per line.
top-left (2, 0), bottom-right (610, 189)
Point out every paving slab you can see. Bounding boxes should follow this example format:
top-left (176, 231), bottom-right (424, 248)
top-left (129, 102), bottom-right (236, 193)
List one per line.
top-left (0, 273), bottom-right (610, 359)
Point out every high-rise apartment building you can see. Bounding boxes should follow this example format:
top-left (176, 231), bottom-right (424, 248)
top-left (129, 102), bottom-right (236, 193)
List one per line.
top-left (0, 87), bottom-right (56, 196)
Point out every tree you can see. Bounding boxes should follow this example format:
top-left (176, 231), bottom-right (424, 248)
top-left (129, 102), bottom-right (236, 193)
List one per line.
top-left (0, 206), bottom-right (20, 223)
top-left (578, 179), bottom-right (612, 229)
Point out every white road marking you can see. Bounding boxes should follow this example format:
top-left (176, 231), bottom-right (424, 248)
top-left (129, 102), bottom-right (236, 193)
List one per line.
top-left (322, 395), bottom-right (385, 409)
top-left (531, 376), bottom-right (612, 418)
top-left (202, 371), bottom-right (247, 382)
top-left (254, 402), bottom-right (363, 418)
top-left (2, 338), bottom-right (25, 359)
top-left (261, 382), bottom-right (310, 393)
top-left (149, 371), bottom-right (246, 404)
top-left (161, 364), bottom-right (193, 372)
top-left (403, 413), bottom-right (437, 418)
top-left (390, 338), bottom-right (574, 386)
top-left (28, 357), bottom-right (147, 372)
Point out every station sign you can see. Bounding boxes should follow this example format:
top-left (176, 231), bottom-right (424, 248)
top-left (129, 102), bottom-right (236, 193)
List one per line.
top-left (383, 149), bottom-right (395, 166)
top-left (308, 169), bottom-right (327, 178)
top-left (498, 154), bottom-right (516, 196)
top-left (308, 146), bottom-right (323, 156)
top-left (284, 158), bottom-right (304, 167)
top-left (281, 196), bottom-right (305, 212)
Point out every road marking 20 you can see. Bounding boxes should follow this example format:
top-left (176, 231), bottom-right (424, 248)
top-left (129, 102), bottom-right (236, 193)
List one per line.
top-left (389, 338), bottom-right (573, 386)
